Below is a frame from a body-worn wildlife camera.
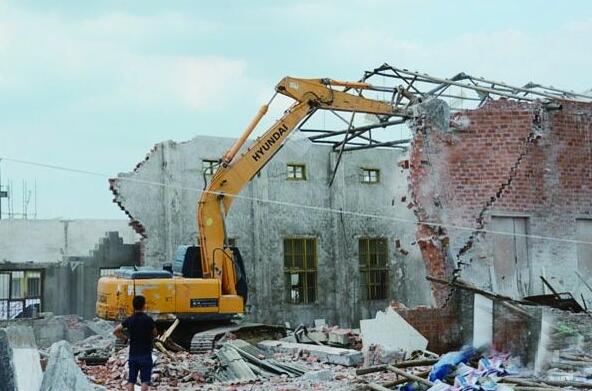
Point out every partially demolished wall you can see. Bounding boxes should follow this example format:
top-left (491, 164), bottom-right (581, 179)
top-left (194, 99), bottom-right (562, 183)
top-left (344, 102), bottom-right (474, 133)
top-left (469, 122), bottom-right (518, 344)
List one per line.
top-left (409, 99), bottom-right (592, 304)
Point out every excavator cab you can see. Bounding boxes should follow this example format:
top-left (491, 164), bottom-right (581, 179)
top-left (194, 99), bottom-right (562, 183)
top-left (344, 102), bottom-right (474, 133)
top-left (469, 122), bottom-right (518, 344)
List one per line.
top-left (172, 245), bottom-right (248, 305)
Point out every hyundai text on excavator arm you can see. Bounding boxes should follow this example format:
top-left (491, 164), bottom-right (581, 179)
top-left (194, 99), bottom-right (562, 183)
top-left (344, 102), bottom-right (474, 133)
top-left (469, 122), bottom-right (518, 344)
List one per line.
top-left (96, 76), bottom-right (409, 351)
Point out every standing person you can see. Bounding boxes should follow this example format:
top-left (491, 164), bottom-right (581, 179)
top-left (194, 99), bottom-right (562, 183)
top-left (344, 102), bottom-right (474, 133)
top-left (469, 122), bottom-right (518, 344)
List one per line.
top-left (113, 295), bottom-right (157, 391)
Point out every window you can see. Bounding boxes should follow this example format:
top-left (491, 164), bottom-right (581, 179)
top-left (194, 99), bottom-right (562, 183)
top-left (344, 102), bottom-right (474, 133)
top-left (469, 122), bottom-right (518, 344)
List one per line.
top-left (11, 271), bottom-right (23, 298)
top-left (287, 164), bottom-right (306, 180)
top-left (0, 270), bottom-right (43, 320)
top-left (359, 238), bottom-right (389, 300)
top-left (202, 159), bottom-right (219, 177)
top-left (26, 272), bottom-right (41, 297)
top-left (283, 238), bottom-right (317, 304)
top-left (361, 168), bottom-right (380, 183)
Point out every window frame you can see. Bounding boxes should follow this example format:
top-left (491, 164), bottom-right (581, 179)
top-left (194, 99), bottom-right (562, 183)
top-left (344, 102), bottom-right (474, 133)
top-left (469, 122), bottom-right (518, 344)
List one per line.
top-left (283, 237), bottom-right (317, 304)
top-left (358, 237), bottom-right (389, 301)
top-left (286, 163), bottom-right (307, 181)
top-left (360, 168), bottom-right (380, 184)
top-left (202, 159), bottom-right (219, 177)
top-left (0, 269), bottom-right (44, 320)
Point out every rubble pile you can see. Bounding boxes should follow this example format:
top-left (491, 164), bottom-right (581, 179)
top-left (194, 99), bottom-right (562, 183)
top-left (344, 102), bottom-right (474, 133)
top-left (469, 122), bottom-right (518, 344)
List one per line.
top-left (41, 340), bottom-right (96, 391)
top-left (537, 309), bottom-right (592, 386)
top-left (4, 304), bottom-right (592, 390)
top-left (81, 346), bottom-right (212, 389)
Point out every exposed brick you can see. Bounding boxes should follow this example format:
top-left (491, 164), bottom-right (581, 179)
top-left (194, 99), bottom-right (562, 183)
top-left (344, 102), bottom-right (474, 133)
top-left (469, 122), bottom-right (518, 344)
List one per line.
top-left (409, 99), bottom-right (592, 304)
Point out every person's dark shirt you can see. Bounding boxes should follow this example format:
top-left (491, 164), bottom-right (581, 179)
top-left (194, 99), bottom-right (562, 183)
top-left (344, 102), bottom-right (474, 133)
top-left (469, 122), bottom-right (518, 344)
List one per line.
top-left (122, 312), bottom-right (155, 357)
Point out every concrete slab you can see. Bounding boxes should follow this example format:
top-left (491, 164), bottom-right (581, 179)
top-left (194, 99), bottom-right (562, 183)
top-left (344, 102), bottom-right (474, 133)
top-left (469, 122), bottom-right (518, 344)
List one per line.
top-left (40, 340), bottom-right (95, 391)
top-left (328, 329), bottom-right (350, 346)
top-left (473, 294), bottom-right (493, 348)
top-left (0, 329), bottom-right (17, 391)
top-left (307, 331), bottom-right (328, 343)
top-left (360, 306), bottom-right (428, 354)
top-left (302, 369), bottom-right (333, 382)
top-left (0, 326), bottom-right (43, 391)
top-left (257, 340), bottom-right (362, 366)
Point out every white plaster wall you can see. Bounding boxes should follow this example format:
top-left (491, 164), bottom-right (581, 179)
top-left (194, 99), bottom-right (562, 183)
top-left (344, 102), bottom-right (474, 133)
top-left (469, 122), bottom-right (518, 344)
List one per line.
top-left (112, 135), bottom-right (435, 326)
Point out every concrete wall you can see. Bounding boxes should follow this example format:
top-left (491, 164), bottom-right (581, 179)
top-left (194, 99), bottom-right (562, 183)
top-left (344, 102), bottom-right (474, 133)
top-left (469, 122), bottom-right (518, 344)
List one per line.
top-left (112, 135), bottom-right (434, 327)
top-left (67, 232), bottom-right (141, 319)
top-left (0, 232), bottom-right (140, 319)
top-left (0, 219), bottom-right (139, 263)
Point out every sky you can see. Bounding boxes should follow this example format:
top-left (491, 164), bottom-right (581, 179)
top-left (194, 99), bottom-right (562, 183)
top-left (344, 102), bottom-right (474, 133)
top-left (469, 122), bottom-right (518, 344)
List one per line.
top-left (0, 0), bottom-right (591, 219)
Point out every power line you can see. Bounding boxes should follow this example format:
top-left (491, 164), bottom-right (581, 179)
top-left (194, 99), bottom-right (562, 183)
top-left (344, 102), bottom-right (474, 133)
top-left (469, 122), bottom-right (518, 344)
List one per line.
top-left (1, 155), bottom-right (591, 246)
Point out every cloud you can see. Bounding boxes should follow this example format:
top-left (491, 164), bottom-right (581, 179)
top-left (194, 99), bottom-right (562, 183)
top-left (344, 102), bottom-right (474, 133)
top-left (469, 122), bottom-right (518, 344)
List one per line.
top-left (324, 19), bottom-right (592, 91)
top-left (0, 5), bottom-right (253, 111)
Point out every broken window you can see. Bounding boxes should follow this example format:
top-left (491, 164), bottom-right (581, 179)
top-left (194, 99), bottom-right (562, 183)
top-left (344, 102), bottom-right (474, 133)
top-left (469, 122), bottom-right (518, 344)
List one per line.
top-left (576, 219), bottom-right (592, 276)
top-left (361, 168), bottom-right (380, 184)
top-left (202, 159), bottom-right (219, 177)
top-left (283, 238), bottom-right (317, 304)
top-left (287, 164), bottom-right (306, 180)
top-left (359, 238), bottom-right (389, 300)
top-left (0, 269), bottom-right (43, 320)
top-left (490, 216), bottom-right (530, 298)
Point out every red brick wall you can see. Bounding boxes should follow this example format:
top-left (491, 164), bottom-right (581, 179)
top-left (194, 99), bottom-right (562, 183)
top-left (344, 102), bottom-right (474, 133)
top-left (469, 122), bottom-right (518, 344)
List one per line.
top-left (409, 99), bottom-right (592, 302)
top-left (396, 305), bottom-right (461, 354)
top-left (492, 305), bottom-right (532, 354)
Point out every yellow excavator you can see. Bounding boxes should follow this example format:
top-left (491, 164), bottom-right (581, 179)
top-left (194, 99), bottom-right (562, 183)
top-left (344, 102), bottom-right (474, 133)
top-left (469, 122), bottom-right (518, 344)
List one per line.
top-left (96, 76), bottom-right (409, 351)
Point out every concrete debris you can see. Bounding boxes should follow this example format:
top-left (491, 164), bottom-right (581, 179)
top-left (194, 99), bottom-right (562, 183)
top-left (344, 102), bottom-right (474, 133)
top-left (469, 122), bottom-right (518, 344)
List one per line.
top-left (257, 340), bottom-right (363, 366)
top-left (225, 339), bottom-right (307, 377)
top-left (292, 323), bottom-right (361, 349)
top-left (216, 344), bottom-right (258, 383)
top-left (0, 328), bottom-right (17, 391)
top-left (328, 329), bottom-right (351, 346)
top-left (363, 343), bottom-right (406, 367)
top-left (1, 313), bottom-right (99, 349)
top-left (4, 300), bottom-right (592, 390)
top-left (412, 98), bottom-right (451, 132)
top-left (41, 340), bottom-right (95, 391)
top-left (0, 325), bottom-right (43, 391)
top-left (360, 306), bottom-right (428, 356)
top-left (302, 368), bottom-right (333, 382)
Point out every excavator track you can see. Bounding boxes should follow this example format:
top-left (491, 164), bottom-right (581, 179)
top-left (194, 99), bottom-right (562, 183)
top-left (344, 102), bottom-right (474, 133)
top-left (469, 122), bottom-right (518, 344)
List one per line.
top-left (189, 323), bottom-right (285, 354)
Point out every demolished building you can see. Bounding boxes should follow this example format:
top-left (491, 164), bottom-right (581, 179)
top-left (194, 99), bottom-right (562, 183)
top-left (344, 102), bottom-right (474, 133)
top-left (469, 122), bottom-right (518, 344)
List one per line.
top-left (111, 64), bottom-right (592, 336)
top-left (110, 64), bottom-right (592, 343)
top-left (1, 64), bottom-right (592, 390)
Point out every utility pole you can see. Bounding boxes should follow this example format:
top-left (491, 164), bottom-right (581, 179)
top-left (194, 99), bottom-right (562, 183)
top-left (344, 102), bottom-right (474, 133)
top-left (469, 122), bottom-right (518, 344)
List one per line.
top-left (0, 159), bottom-right (6, 219)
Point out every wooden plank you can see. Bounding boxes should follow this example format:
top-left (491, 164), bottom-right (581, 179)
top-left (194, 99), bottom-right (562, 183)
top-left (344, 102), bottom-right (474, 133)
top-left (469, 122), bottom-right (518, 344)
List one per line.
top-left (386, 365), bottom-right (433, 387)
top-left (367, 383), bottom-right (393, 391)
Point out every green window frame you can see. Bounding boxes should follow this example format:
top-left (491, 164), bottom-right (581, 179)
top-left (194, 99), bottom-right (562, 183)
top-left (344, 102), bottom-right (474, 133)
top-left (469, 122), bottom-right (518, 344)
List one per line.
top-left (359, 238), bottom-right (389, 300)
top-left (361, 168), bottom-right (380, 184)
top-left (287, 164), bottom-right (307, 180)
top-left (202, 159), bottom-right (219, 176)
top-left (283, 238), bottom-right (317, 304)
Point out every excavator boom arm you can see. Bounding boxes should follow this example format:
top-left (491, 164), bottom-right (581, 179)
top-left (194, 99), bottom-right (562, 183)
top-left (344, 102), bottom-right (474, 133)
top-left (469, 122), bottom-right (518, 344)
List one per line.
top-left (197, 77), bottom-right (405, 295)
